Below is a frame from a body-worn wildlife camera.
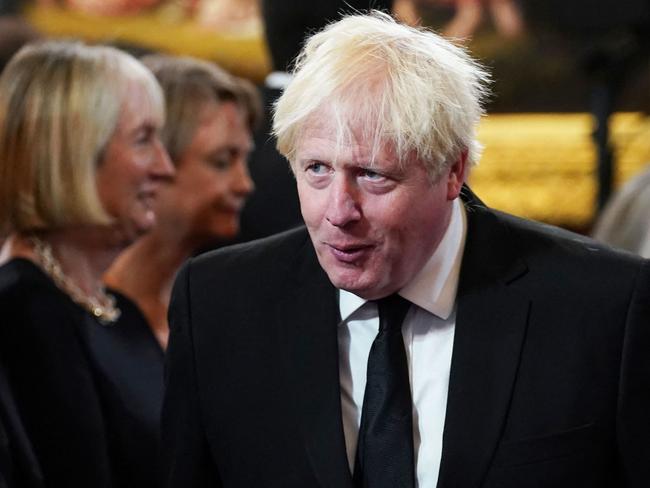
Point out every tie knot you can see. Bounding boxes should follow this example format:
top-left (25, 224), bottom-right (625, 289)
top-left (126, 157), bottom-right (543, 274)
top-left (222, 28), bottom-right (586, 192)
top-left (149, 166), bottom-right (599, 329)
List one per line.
top-left (376, 294), bottom-right (411, 332)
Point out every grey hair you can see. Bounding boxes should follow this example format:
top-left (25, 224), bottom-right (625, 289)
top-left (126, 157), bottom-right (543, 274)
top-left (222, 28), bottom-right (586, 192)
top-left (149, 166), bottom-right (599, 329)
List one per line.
top-left (273, 10), bottom-right (490, 180)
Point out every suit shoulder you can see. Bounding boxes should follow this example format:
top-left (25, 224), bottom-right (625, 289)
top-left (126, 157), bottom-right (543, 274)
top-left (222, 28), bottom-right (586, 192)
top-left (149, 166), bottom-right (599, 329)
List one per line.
top-left (196, 226), bottom-right (308, 265)
top-left (170, 227), bottom-right (313, 330)
top-left (490, 208), bottom-right (644, 268)
top-left (464, 206), bottom-right (648, 309)
top-left (184, 226), bottom-right (310, 285)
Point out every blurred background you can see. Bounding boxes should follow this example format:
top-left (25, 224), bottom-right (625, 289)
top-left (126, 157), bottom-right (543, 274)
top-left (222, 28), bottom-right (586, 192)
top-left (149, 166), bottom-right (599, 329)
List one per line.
top-left (1, 0), bottom-right (649, 233)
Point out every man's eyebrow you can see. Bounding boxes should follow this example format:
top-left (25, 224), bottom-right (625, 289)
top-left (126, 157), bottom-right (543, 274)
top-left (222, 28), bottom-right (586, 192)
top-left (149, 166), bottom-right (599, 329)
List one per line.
top-left (296, 155), bottom-right (324, 164)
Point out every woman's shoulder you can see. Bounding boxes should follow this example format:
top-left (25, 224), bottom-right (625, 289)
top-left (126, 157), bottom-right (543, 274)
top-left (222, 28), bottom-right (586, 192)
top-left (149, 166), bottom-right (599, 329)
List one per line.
top-left (0, 258), bottom-right (81, 332)
top-left (0, 258), bottom-right (56, 299)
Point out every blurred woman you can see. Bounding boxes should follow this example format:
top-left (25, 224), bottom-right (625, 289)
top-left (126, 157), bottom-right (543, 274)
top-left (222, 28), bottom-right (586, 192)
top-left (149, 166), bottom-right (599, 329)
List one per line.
top-left (105, 54), bottom-right (258, 349)
top-left (0, 41), bottom-right (174, 487)
top-left (592, 165), bottom-right (650, 258)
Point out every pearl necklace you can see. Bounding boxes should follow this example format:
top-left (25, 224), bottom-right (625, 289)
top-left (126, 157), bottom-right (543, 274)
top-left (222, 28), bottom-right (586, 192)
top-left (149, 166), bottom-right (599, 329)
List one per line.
top-left (30, 237), bottom-right (121, 325)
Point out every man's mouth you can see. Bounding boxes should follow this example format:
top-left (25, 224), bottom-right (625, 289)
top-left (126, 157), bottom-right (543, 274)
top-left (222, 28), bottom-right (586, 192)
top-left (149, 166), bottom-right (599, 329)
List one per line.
top-left (326, 243), bottom-right (373, 263)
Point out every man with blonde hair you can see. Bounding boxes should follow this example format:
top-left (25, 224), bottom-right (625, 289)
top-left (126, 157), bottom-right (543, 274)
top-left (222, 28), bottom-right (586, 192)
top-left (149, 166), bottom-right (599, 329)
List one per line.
top-left (163, 12), bottom-right (650, 488)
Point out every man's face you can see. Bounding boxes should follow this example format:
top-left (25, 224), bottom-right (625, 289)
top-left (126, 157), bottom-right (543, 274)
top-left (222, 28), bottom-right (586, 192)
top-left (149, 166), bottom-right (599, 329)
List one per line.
top-left (295, 116), bottom-right (466, 300)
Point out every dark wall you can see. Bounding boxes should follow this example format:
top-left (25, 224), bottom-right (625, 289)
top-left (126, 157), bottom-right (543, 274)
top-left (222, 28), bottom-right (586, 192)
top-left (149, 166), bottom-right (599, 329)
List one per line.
top-left (261, 0), bottom-right (393, 72)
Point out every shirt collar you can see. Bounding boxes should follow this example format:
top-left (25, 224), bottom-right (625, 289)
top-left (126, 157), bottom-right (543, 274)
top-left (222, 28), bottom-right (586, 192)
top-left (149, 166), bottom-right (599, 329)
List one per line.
top-left (339, 198), bottom-right (467, 321)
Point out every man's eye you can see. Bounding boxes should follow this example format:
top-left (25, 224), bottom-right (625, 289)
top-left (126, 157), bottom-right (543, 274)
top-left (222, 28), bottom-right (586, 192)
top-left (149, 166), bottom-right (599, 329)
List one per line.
top-left (360, 169), bottom-right (384, 180)
top-left (307, 162), bottom-right (327, 174)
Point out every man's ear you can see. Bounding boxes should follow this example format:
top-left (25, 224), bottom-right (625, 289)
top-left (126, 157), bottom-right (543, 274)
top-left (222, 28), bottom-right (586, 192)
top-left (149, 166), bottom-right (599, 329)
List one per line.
top-left (446, 149), bottom-right (468, 200)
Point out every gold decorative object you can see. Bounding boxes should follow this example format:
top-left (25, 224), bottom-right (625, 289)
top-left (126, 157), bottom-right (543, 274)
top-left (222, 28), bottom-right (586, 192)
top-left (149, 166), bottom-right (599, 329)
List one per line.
top-left (470, 112), bottom-right (650, 229)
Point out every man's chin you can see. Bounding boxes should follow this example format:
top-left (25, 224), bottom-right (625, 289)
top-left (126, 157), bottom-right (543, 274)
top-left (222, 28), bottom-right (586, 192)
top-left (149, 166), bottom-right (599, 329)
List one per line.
top-left (324, 269), bottom-right (373, 298)
top-left (324, 265), bottom-right (400, 299)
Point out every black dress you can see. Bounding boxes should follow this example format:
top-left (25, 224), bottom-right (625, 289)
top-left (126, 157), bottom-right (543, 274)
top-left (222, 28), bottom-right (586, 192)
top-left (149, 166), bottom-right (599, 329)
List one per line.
top-left (0, 359), bottom-right (43, 488)
top-left (0, 258), bottom-right (164, 488)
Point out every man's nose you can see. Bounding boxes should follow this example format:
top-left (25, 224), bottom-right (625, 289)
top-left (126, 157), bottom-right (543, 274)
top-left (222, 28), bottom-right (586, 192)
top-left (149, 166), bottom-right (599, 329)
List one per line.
top-left (325, 176), bottom-right (361, 227)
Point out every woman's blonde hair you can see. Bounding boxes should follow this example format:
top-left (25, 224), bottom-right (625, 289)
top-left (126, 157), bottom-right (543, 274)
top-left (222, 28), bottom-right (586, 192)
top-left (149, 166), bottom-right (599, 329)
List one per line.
top-left (273, 11), bottom-right (490, 180)
top-left (0, 40), bottom-right (164, 234)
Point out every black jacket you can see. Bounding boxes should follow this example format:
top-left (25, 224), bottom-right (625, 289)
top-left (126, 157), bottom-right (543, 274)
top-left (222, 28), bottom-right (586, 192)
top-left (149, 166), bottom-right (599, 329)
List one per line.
top-left (163, 191), bottom-right (650, 487)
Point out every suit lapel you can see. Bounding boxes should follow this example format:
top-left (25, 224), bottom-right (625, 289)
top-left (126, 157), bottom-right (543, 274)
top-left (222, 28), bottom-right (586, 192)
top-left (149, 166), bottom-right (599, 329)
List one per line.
top-left (279, 238), bottom-right (354, 488)
top-left (437, 193), bottom-right (531, 488)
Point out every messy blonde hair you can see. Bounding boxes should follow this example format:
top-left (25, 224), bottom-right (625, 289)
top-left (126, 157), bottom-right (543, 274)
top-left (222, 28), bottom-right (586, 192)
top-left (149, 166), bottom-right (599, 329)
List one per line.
top-left (273, 11), bottom-right (490, 180)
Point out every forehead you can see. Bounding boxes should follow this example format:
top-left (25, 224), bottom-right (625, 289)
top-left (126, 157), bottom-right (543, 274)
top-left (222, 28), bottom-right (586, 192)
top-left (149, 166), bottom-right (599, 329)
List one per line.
top-left (116, 82), bottom-right (163, 131)
top-left (196, 100), bottom-right (240, 125)
top-left (300, 107), bottom-right (364, 139)
top-left (181, 101), bottom-right (251, 156)
top-left (296, 111), bottom-right (393, 164)
top-left (194, 102), bottom-right (250, 140)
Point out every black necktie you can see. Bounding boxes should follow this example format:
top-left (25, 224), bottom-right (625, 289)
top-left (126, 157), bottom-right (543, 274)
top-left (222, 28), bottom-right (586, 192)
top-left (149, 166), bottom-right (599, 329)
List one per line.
top-left (354, 294), bottom-right (415, 488)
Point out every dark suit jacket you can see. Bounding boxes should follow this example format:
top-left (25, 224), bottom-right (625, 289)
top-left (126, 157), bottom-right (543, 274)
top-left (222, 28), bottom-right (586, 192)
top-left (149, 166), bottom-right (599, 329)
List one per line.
top-left (163, 192), bottom-right (650, 488)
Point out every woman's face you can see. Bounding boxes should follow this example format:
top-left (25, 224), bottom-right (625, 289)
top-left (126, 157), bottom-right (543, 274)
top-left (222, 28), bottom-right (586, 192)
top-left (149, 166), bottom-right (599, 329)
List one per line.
top-left (155, 100), bottom-right (254, 244)
top-left (96, 83), bottom-right (174, 245)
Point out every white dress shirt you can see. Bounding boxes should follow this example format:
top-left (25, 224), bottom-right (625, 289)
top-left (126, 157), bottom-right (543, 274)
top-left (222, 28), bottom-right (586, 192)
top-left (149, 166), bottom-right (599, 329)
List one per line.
top-left (338, 198), bottom-right (467, 487)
